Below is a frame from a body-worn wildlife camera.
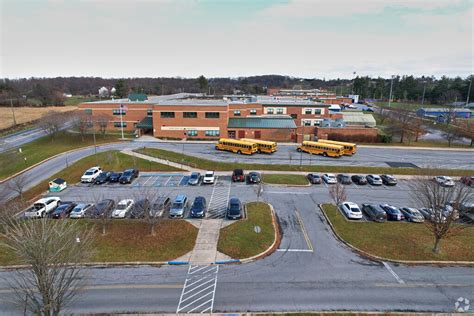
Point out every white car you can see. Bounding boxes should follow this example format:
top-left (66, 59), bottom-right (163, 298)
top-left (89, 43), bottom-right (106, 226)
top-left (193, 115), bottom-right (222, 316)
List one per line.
top-left (112, 199), bottom-right (134, 218)
top-left (69, 203), bottom-right (94, 219)
top-left (339, 202), bottom-right (363, 220)
top-left (24, 197), bottom-right (61, 218)
top-left (81, 166), bottom-right (102, 183)
top-left (202, 171), bottom-right (216, 184)
top-left (434, 176), bottom-right (455, 187)
top-left (322, 173), bottom-right (337, 184)
top-left (366, 174), bottom-right (383, 186)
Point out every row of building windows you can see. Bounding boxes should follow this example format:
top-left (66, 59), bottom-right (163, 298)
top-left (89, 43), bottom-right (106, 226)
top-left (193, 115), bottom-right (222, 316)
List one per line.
top-left (303, 108), bottom-right (323, 115)
top-left (302, 120), bottom-right (322, 126)
top-left (160, 112), bottom-right (221, 119)
top-left (112, 109), bottom-right (126, 115)
top-left (113, 122), bottom-right (127, 127)
top-left (266, 108), bottom-right (285, 115)
top-left (233, 109), bottom-right (257, 116)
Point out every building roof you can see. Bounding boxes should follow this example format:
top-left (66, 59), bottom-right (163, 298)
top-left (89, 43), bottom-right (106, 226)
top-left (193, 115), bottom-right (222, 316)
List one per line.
top-left (128, 93), bottom-right (148, 102)
top-left (155, 99), bottom-right (228, 106)
top-left (342, 112), bottom-right (376, 127)
top-left (228, 116), bottom-right (297, 129)
top-left (256, 96), bottom-right (329, 107)
top-left (84, 93), bottom-right (204, 104)
top-left (136, 116), bottom-right (153, 129)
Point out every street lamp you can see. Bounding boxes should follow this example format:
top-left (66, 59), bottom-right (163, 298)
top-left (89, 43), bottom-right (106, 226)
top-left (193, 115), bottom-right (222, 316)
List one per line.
top-left (388, 75), bottom-right (395, 108)
top-left (421, 81), bottom-right (427, 105)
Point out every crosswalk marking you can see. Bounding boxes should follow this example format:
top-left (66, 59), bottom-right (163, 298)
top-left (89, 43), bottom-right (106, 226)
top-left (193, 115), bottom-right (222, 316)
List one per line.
top-left (207, 177), bottom-right (231, 219)
top-left (177, 265), bottom-right (219, 313)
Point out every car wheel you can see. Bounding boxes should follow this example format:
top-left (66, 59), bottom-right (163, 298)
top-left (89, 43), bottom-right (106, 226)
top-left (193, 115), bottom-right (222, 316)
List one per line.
top-left (323, 152), bottom-right (327, 157)
top-left (237, 150), bottom-right (241, 155)
top-left (297, 148), bottom-right (302, 152)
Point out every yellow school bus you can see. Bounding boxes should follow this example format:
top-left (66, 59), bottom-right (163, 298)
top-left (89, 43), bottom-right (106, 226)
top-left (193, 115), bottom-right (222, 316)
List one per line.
top-left (215, 138), bottom-right (258, 155)
top-left (240, 138), bottom-right (278, 154)
top-left (297, 141), bottom-right (344, 158)
top-left (317, 139), bottom-right (357, 155)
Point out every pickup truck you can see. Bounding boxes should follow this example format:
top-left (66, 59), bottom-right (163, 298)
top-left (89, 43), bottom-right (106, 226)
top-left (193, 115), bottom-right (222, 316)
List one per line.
top-left (24, 197), bottom-right (61, 218)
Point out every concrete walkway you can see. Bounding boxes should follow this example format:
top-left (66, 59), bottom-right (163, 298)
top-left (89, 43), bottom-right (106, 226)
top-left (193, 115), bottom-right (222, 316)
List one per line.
top-left (188, 219), bottom-right (231, 265)
top-left (120, 148), bottom-right (200, 172)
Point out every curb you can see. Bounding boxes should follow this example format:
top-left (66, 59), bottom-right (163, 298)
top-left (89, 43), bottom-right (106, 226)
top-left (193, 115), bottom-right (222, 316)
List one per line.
top-left (318, 204), bottom-right (474, 266)
top-left (0, 141), bottom-right (130, 184)
top-left (214, 259), bottom-right (241, 264)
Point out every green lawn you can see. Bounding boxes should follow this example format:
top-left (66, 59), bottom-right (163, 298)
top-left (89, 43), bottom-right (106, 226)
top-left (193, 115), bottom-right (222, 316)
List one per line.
top-left (63, 95), bottom-right (100, 106)
top-left (0, 219), bottom-right (198, 266)
top-left (321, 204), bottom-right (474, 261)
top-left (262, 174), bottom-right (309, 185)
top-left (0, 132), bottom-right (131, 180)
top-left (218, 202), bottom-right (276, 259)
top-left (135, 147), bottom-right (472, 176)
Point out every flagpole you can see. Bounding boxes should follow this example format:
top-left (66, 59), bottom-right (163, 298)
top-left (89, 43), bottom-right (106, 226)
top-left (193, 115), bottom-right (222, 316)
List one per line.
top-left (120, 104), bottom-right (124, 139)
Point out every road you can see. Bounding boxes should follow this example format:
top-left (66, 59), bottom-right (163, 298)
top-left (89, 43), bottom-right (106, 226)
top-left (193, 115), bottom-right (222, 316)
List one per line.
top-left (0, 182), bottom-right (472, 314)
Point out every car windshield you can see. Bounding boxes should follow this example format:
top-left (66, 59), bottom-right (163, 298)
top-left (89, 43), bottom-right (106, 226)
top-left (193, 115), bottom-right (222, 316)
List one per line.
top-left (123, 171), bottom-right (132, 176)
top-left (350, 207), bottom-right (360, 212)
top-left (85, 171), bottom-right (94, 175)
top-left (229, 203), bottom-right (240, 214)
top-left (191, 174), bottom-right (198, 179)
top-left (117, 203), bottom-right (128, 210)
top-left (73, 206), bottom-right (83, 212)
top-left (172, 202), bottom-right (183, 209)
top-left (205, 173), bottom-right (213, 177)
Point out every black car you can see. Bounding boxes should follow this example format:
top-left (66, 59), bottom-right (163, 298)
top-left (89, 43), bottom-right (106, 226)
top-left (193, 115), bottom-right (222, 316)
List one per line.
top-left (227, 197), bottom-right (243, 220)
top-left (130, 199), bottom-right (150, 219)
top-left (150, 196), bottom-right (171, 218)
top-left (50, 202), bottom-right (76, 219)
top-left (247, 172), bottom-right (261, 184)
top-left (337, 174), bottom-right (352, 185)
top-left (190, 196), bottom-right (207, 218)
top-left (307, 173), bottom-right (322, 184)
top-left (380, 204), bottom-right (405, 221)
top-left (89, 199), bottom-right (115, 218)
top-left (381, 175), bottom-right (398, 186)
top-left (361, 204), bottom-right (387, 222)
top-left (95, 171), bottom-right (112, 184)
top-left (109, 172), bottom-right (122, 183)
top-left (232, 169), bottom-right (245, 182)
top-left (351, 175), bottom-right (367, 185)
top-left (119, 169), bottom-right (139, 184)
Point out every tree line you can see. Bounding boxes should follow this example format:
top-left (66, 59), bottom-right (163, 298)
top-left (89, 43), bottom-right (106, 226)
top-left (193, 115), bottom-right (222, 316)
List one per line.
top-left (0, 74), bottom-right (472, 106)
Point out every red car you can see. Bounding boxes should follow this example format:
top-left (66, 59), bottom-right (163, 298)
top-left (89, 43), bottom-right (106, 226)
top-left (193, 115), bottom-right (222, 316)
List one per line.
top-left (232, 169), bottom-right (245, 182)
top-left (461, 176), bottom-right (474, 187)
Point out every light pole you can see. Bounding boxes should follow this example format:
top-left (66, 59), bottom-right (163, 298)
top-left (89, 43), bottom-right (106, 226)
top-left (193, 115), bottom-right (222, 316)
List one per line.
top-left (466, 77), bottom-right (472, 106)
top-left (119, 104), bottom-right (126, 140)
top-left (388, 75), bottom-right (394, 108)
top-left (421, 81), bottom-right (427, 105)
top-left (10, 99), bottom-right (17, 127)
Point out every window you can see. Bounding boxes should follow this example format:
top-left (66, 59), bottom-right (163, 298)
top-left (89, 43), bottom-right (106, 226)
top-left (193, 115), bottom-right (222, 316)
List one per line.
top-left (303, 120), bottom-right (311, 126)
top-left (186, 130), bottom-right (198, 136)
top-left (160, 112), bottom-right (175, 118)
top-left (205, 130), bottom-right (220, 137)
top-left (147, 109), bottom-right (153, 116)
top-left (233, 110), bottom-right (241, 116)
top-left (305, 108), bottom-right (312, 115)
top-left (266, 108), bottom-right (274, 114)
top-left (250, 109), bottom-right (257, 115)
top-left (277, 108), bottom-right (284, 114)
top-left (112, 109), bottom-right (126, 115)
top-left (313, 120), bottom-right (321, 126)
top-left (113, 122), bottom-right (127, 127)
top-left (314, 109), bottom-right (322, 115)
top-left (290, 114), bottom-right (297, 119)
top-left (84, 109), bottom-right (92, 114)
top-left (183, 112), bottom-right (197, 118)
top-left (205, 112), bottom-right (220, 119)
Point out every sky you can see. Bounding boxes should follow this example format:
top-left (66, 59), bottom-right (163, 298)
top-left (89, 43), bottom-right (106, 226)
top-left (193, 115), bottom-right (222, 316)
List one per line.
top-left (0, 0), bottom-right (473, 79)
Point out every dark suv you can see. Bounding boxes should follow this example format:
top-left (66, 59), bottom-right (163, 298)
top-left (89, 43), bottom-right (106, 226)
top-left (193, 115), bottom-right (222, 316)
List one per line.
top-left (361, 204), bottom-right (387, 222)
top-left (380, 204), bottom-right (404, 221)
top-left (227, 197), bottom-right (243, 220)
top-left (190, 196), bottom-right (207, 218)
top-left (351, 175), bottom-right (367, 185)
top-left (337, 174), bottom-right (352, 185)
top-left (381, 175), bottom-right (398, 186)
top-left (232, 169), bottom-right (245, 182)
top-left (119, 169), bottom-right (139, 184)
top-left (247, 172), bottom-right (261, 184)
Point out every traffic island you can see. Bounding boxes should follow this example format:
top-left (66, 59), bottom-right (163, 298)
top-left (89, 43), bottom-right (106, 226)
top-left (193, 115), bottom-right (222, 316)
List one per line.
top-left (217, 202), bottom-right (280, 261)
top-left (320, 204), bottom-right (474, 264)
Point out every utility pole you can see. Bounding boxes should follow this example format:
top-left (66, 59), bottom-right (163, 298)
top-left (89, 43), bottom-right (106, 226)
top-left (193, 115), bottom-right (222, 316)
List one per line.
top-left (421, 81), bottom-right (427, 105)
top-left (388, 76), bottom-right (394, 108)
top-left (466, 77), bottom-right (472, 105)
top-left (10, 99), bottom-right (17, 127)
top-left (119, 104), bottom-right (125, 139)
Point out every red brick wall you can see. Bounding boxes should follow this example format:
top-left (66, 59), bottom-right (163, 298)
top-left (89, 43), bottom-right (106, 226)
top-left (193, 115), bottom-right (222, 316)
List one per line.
top-left (230, 128), bottom-right (296, 142)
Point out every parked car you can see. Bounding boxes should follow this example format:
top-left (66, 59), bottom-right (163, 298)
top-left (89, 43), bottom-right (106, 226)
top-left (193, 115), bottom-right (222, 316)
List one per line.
top-left (119, 169), bottom-right (139, 184)
top-left (108, 172), bottom-right (122, 183)
top-left (188, 172), bottom-right (201, 185)
top-left (69, 203), bottom-right (94, 219)
top-left (232, 169), bottom-right (245, 182)
top-left (339, 202), bottom-right (363, 220)
top-left (50, 202), bottom-right (76, 219)
top-left (361, 204), bottom-right (387, 222)
top-left (170, 195), bottom-right (188, 218)
top-left (399, 207), bottom-right (425, 223)
top-left (202, 171), bottom-right (216, 184)
top-left (366, 174), bottom-right (383, 186)
top-left (81, 166), bottom-right (102, 183)
top-left (190, 196), bottom-right (207, 218)
top-left (380, 204), bottom-right (405, 221)
top-left (150, 196), bottom-right (171, 218)
top-left (90, 199), bottom-right (115, 218)
top-left (337, 174), bottom-right (352, 185)
top-left (307, 173), bottom-right (322, 184)
top-left (130, 199), bottom-right (150, 219)
top-left (112, 199), bottom-right (134, 218)
top-left (94, 171), bottom-right (112, 185)
top-left (460, 176), bottom-right (474, 187)
top-left (443, 203), bottom-right (460, 220)
top-left (381, 175), bottom-right (398, 186)
top-left (227, 197), bottom-right (243, 220)
top-left (418, 207), bottom-right (446, 223)
top-left (24, 197), bottom-right (61, 218)
top-left (459, 202), bottom-right (474, 222)
top-left (322, 173), bottom-right (337, 184)
top-left (247, 172), bottom-right (261, 184)
top-left (351, 175), bottom-right (368, 185)
top-left (434, 176), bottom-right (455, 187)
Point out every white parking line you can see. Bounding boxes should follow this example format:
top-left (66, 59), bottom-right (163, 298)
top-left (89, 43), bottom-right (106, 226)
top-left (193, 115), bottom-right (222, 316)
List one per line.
top-left (276, 249), bottom-right (314, 252)
top-left (142, 176), bottom-right (153, 186)
top-left (164, 176), bottom-right (172, 186)
top-left (383, 261), bottom-right (405, 284)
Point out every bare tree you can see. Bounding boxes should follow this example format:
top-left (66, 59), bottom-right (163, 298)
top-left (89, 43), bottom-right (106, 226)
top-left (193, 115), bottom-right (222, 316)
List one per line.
top-left (441, 126), bottom-right (461, 147)
top-left (409, 177), bottom-right (472, 253)
top-left (410, 116), bottom-right (427, 142)
top-left (328, 181), bottom-right (347, 206)
top-left (456, 119), bottom-right (474, 147)
top-left (133, 188), bottom-right (164, 236)
top-left (387, 107), bottom-right (415, 143)
top-left (96, 114), bottom-right (110, 137)
top-left (91, 193), bottom-right (113, 236)
top-left (0, 219), bottom-right (94, 315)
top-left (38, 111), bottom-right (65, 140)
top-left (7, 173), bottom-right (29, 203)
top-left (71, 112), bottom-right (90, 141)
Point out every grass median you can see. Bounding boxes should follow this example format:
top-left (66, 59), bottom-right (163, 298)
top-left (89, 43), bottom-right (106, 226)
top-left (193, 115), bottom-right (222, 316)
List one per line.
top-left (0, 219), bottom-right (198, 266)
top-left (321, 204), bottom-right (474, 261)
top-left (262, 174), bottom-right (309, 185)
top-left (218, 202), bottom-right (276, 259)
top-left (0, 131), bottom-right (133, 181)
top-left (135, 147), bottom-right (472, 176)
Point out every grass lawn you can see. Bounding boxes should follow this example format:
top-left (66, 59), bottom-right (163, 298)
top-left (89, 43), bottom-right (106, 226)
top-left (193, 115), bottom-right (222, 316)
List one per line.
top-left (135, 147), bottom-right (472, 176)
top-left (263, 174), bottom-right (309, 185)
top-left (0, 131), bottom-right (132, 180)
top-left (321, 204), bottom-right (474, 261)
top-left (63, 95), bottom-right (100, 106)
top-left (218, 202), bottom-right (275, 259)
top-left (0, 219), bottom-right (198, 266)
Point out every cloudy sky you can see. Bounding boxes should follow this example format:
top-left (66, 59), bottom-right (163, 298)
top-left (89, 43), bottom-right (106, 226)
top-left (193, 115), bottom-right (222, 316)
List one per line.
top-left (1, 0), bottom-right (472, 79)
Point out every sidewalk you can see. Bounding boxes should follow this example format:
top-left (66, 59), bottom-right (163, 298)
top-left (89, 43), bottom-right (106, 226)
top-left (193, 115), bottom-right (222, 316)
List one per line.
top-left (120, 148), bottom-right (200, 172)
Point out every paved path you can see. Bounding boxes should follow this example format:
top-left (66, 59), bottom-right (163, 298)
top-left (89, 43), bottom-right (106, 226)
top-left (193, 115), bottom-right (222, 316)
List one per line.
top-left (188, 219), bottom-right (225, 265)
